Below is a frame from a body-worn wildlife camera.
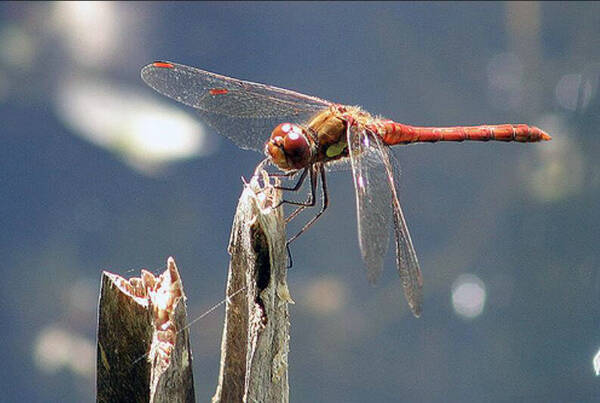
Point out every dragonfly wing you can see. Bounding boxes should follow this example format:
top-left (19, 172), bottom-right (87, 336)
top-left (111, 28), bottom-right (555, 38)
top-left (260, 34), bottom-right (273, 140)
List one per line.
top-left (371, 135), bottom-right (423, 317)
top-left (324, 157), bottom-right (353, 172)
top-left (141, 61), bottom-right (330, 151)
top-left (347, 125), bottom-right (392, 284)
top-left (195, 110), bottom-right (308, 152)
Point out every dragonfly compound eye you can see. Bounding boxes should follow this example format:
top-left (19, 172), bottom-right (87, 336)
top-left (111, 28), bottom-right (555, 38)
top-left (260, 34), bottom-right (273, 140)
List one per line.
top-left (267, 123), bottom-right (311, 170)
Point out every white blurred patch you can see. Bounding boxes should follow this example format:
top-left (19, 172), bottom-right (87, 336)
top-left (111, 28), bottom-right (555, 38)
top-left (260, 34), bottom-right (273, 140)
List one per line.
top-left (50, 2), bottom-right (120, 67)
top-left (520, 114), bottom-right (584, 202)
top-left (487, 52), bottom-right (523, 112)
top-left (451, 273), bottom-right (486, 320)
top-left (34, 325), bottom-right (95, 379)
top-left (55, 74), bottom-right (215, 175)
top-left (301, 276), bottom-right (347, 316)
top-left (555, 73), bottom-right (593, 112)
top-left (594, 349), bottom-right (600, 376)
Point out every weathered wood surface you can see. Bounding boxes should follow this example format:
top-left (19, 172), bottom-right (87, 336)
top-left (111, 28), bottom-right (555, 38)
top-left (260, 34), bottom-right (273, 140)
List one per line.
top-left (213, 171), bottom-right (292, 403)
top-left (96, 257), bottom-right (195, 403)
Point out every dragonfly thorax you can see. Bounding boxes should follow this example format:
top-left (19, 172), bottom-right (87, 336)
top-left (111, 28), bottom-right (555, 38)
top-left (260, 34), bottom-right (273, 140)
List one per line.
top-left (308, 106), bottom-right (377, 163)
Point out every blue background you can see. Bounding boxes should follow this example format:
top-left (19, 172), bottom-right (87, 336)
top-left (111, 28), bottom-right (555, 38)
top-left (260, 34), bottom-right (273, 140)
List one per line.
top-left (1, 2), bottom-right (599, 402)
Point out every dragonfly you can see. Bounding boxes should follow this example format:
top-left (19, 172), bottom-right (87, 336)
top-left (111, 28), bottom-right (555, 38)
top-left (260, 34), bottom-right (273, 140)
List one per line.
top-left (141, 61), bottom-right (551, 317)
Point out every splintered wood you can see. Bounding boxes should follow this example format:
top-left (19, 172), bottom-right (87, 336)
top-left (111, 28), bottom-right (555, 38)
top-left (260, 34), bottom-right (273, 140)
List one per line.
top-left (212, 169), bottom-right (292, 403)
top-left (96, 168), bottom-right (291, 402)
top-left (97, 257), bottom-right (194, 403)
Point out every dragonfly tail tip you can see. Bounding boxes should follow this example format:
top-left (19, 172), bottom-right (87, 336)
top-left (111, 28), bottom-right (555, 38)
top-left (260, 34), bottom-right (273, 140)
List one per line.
top-left (537, 128), bottom-right (552, 141)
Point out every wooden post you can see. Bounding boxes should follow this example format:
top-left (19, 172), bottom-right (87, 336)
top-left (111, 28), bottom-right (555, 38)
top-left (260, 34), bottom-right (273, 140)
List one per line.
top-left (212, 170), bottom-right (292, 403)
top-left (96, 257), bottom-right (195, 403)
top-left (95, 168), bottom-right (290, 402)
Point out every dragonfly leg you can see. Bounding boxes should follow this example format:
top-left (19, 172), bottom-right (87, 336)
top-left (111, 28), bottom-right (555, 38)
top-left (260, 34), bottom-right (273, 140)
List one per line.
top-left (287, 166), bottom-right (328, 245)
top-left (272, 168), bottom-right (309, 210)
top-left (273, 168), bottom-right (318, 212)
top-left (268, 170), bottom-right (302, 179)
top-left (283, 166), bottom-right (328, 269)
top-left (285, 204), bottom-right (307, 223)
top-left (247, 159), bottom-right (301, 198)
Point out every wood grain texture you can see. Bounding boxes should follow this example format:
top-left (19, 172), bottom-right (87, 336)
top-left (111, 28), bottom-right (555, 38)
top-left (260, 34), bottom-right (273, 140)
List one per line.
top-left (213, 171), bottom-right (292, 403)
top-left (96, 258), bottom-right (194, 403)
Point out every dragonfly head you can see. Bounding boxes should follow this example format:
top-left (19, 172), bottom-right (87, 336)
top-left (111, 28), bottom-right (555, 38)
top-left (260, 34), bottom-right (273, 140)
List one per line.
top-left (265, 123), bottom-right (312, 171)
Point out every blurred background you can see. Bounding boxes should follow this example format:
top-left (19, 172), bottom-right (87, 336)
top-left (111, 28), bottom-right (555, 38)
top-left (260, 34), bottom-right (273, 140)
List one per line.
top-left (1, 2), bottom-right (599, 401)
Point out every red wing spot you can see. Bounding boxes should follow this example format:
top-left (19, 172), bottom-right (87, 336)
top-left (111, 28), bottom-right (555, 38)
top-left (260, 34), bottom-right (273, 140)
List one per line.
top-left (152, 61), bottom-right (174, 69)
top-left (209, 88), bottom-right (229, 95)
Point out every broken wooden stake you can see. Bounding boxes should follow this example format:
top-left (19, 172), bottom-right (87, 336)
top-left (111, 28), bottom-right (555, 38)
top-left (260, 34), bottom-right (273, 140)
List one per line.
top-left (95, 168), bottom-right (291, 403)
top-left (212, 170), bottom-right (292, 403)
top-left (96, 257), bottom-right (194, 403)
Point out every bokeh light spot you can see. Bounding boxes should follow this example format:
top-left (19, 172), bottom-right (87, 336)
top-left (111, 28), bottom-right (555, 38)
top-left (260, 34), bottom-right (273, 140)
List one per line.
top-left (301, 276), bottom-right (347, 316)
top-left (34, 326), bottom-right (95, 379)
top-left (520, 114), bottom-right (584, 202)
top-left (51, 2), bottom-right (120, 67)
top-left (55, 75), bottom-right (214, 175)
top-left (451, 273), bottom-right (487, 320)
top-left (594, 349), bottom-right (600, 375)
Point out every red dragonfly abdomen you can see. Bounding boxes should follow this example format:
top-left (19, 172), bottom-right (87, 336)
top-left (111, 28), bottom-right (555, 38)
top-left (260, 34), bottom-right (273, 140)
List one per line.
top-left (378, 121), bottom-right (551, 145)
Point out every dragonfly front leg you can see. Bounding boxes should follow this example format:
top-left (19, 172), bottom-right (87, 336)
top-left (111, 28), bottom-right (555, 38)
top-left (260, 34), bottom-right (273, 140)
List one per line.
top-left (283, 169), bottom-right (316, 223)
top-left (268, 168), bottom-right (304, 180)
top-left (272, 168), bottom-right (310, 211)
top-left (272, 168), bottom-right (321, 224)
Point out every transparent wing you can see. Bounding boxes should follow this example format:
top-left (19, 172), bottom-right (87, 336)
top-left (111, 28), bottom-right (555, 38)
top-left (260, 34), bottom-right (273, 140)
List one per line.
top-left (371, 134), bottom-right (424, 317)
top-left (347, 125), bottom-right (393, 284)
top-left (141, 61), bottom-right (331, 151)
top-left (324, 157), bottom-right (353, 172)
